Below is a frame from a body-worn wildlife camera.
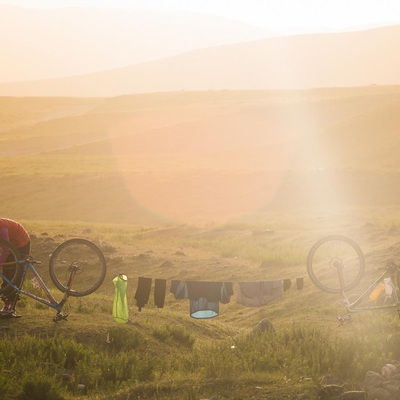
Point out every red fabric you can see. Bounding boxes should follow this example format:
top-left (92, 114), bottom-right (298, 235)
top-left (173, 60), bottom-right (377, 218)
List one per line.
top-left (0, 219), bottom-right (30, 248)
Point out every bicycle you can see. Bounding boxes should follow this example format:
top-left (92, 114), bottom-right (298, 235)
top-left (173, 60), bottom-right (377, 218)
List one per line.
top-left (306, 235), bottom-right (400, 323)
top-left (0, 237), bottom-right (107, 322)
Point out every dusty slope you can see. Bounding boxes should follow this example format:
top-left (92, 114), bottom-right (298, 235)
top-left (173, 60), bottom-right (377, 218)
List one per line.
top-left (2, 88), bottom-right (400, 224)
top-left (1, 25), bottom-right (400, 96)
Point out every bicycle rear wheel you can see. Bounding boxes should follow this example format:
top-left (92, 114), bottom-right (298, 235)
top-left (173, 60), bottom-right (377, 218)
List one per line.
top-left (307, 235), bottom-right (365, 294)
top-left (49, 238), bottom-right (107, 297)
top-left (0, 238), bottom-right (24, 296)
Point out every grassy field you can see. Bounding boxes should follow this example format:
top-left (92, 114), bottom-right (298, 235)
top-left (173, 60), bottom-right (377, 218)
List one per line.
top-left (2, 88), bottom-right (400, 399)
top-left (1, 213), bottom-right (400, 400)
top-left (2, 87), bottom-right (400, 225)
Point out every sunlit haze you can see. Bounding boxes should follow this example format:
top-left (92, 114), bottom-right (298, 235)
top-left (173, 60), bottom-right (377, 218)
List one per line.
top-left (2, 0), bottom-right (400, 223)
top-left (1, 0), bottom-right (400, 32)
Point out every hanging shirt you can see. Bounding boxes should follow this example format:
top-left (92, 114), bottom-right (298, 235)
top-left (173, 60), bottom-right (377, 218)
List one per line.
top-left (112, 275), bottom-right (129, 324)
top-left (236, 280), bottom-right (283, 307)
top-left (170, 280), bottom-right (233, 319)
top-left (170, 279), bottom-right (187, 299)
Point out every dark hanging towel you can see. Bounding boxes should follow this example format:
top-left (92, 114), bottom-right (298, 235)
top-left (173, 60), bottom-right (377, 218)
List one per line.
top-left (283, 279), bottom-right (292, 292)
top-left (236, 280), bottom-right (283, 307)
top-left (154, 278), bottom-right (167, 308)
top-left (296, 277), bottom-right (304, 290)
top-left (134, 277), bottom-right (152, 311)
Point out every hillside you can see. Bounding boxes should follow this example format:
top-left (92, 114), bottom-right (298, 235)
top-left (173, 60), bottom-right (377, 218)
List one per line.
top-left (1, 25), bottom-right (400, 96)
top-left (2, 87), bottom-right (400, 225)
top-left (0, 5), bottom-right (270, 83)
top-left (3, 88), bottom-right (400, 399)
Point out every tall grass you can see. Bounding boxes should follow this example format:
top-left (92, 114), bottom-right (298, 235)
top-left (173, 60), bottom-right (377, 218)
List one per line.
top-left (1, 312), bottom-right (398, 400)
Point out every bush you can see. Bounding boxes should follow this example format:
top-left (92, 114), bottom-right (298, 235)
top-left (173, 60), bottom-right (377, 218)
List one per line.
top-left (18, 376), bottom-right (65, 400)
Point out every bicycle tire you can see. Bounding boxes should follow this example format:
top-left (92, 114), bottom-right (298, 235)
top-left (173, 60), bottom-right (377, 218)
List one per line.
top-left (307, 235), bottom-right (365, 294)
top-left (397, 268), bottom-right (400, 291)
top-left (49, 238), bottom-right (107, 297)
top-left (0, 238), bottom-right (24, 296)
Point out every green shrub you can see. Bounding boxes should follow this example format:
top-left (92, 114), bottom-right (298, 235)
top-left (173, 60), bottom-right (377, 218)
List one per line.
top-left (18, 375), bottom-right (65, 400)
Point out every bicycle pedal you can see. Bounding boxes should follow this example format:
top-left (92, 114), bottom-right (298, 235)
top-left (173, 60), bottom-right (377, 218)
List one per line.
top-left (337, 314), bottom-right (352, 324)
top-left (53, 313), bottom-right (69, 322)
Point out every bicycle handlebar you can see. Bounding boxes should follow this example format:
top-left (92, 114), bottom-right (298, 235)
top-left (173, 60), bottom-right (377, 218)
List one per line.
top-left (376, 261), bottom-right (400, 271)
top-left (0, 258), bottom-right (41, 267)
top-left (18, 256), bottom-right (41, 265)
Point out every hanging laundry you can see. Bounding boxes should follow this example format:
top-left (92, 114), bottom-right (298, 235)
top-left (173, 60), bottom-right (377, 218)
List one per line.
top-left (190, 297), bottom-right (219, 319)
top-left (154, 278), bottom-right (167, 308)
top-left (186, 281), bottom-right (232, 302)
top-left (134, 277), bottom-right (152, 311)
top-left (296, 277), bottom-right (304, 290)
top-left (283, 279), bottom-right (292, 292)
top-left (236, 280), bottom-right (283, 307)
top-left (170, 280), bottom-right (233, 319)
top-left (112, 274), bottom-right (129, 324)
top-left (170, 279), bottom-right (187, 299)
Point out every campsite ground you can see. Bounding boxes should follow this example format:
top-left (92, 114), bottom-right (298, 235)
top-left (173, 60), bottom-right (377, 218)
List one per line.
top-left (2, 212), bottom-right (400, 399)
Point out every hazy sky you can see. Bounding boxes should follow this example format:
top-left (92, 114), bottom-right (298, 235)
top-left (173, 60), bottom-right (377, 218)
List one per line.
top-left (1, 0), bottom-right (400, 32)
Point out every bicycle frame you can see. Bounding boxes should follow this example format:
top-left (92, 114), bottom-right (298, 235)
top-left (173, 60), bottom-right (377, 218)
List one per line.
top-left (1, 257), bottom-right (76, 321)
top-left (337, 264), bottom-right (400, 315)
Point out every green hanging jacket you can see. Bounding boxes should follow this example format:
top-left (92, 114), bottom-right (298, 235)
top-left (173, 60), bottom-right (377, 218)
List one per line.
top-left (113, 274), bottom-right (129, 323)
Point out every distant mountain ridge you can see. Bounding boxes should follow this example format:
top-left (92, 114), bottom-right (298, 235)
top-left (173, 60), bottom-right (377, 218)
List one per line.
top-left (0, 5), bottom-right (270, 84)
top-left (1, 24), bottom-right (399, 97)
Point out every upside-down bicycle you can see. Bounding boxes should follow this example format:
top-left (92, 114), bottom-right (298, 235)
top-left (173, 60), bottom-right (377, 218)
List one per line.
top-left (306, 235), bottom-right (400, 323)
top-left (0, 237), bottom-right (107, 322)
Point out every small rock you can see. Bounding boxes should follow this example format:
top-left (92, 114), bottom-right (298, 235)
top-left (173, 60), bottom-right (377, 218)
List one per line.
top-left (382, 379), bottom-right (400, 395)
top-left (252, 318), bottom-right (276, 335)
top-left (160, 260), bottom-right (173, 268)
top-left (318, 384), bottom-right (344, 399)
top-left (367, 387), bottom-right (392, 400)
top-left (339, 391), bottom-right (365, 399)
top-left (381, 364), bottom-right (397, 379)
top-left (364, 371), bottom-right (383, 392)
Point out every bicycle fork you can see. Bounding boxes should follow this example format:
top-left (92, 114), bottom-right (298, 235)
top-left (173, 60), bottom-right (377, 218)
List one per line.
top-left (335, 260), bottom-right (350, 306)
top-left (335, 260), bottom-right (353, 324)
top-left (53, 265), bottom-right (78, 322)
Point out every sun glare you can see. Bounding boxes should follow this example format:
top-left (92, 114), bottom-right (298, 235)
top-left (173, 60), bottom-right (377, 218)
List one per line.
top-left (2, 0), bottom-right (400, 32)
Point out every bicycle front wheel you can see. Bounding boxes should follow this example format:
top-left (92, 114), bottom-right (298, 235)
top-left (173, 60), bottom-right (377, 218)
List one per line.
top-left (49, 238), bottom-right (107, 297)
top-left (307, 235), bottom-right (365, 294)
top-left (0, 238), bottom-right (23, 296)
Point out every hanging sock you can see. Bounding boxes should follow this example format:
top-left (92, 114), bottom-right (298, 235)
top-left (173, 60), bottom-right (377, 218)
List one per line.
top-left (112, 274), bottom-right (129, 324)
top-left (154, 279), bottom-right (167, 308)
top-left (134, 277), bottom-right (152, 311)
top-left (296, 277), bottom-right (304, 290)
top-left (283, 279), bottom-right (292, 292)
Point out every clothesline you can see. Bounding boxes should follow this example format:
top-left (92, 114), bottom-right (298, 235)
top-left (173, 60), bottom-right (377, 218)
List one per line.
top-left (130, 276), bottom-right (305, 319)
